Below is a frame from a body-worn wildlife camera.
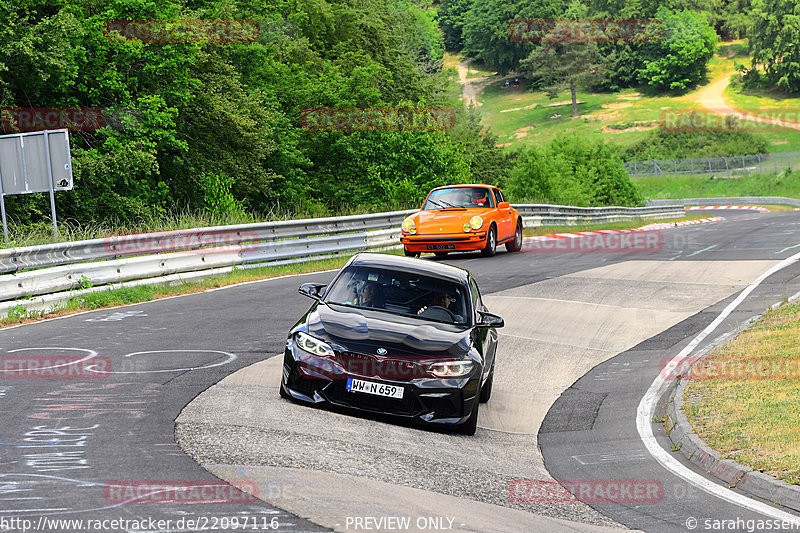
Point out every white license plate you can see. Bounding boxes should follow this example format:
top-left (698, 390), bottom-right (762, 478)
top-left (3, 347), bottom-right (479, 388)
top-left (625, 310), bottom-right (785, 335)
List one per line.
top-left (346, 378), bottom-right (404, 399)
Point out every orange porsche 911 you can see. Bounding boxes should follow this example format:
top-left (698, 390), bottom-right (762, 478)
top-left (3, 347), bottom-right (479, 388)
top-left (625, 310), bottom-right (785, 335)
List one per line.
top-left (400, 184), bottom-right (523, 258)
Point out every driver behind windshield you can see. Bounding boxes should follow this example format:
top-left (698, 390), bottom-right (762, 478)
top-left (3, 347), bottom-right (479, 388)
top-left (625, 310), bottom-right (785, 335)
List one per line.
top-left (417, 291), bottom-right (464, 323)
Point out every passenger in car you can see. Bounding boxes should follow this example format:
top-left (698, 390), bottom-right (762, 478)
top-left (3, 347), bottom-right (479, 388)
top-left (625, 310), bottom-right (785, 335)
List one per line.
top-left (357, 282), bottom-right (385, 308)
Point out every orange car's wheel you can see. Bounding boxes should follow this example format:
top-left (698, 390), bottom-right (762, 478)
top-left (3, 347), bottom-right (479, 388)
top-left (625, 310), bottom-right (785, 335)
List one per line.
top-left (433, 251), bottom-right (449, 258)
top-left (480, 225), bottom-right (496, 257)
top-left (505, 219), bottom-right (523, 252)
top-left (404, 248), bottom-right (420, 258)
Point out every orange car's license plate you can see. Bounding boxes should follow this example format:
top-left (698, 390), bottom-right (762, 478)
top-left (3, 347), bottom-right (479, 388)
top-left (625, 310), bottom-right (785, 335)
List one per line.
top-left (426, 244), bottom-right (456, 250)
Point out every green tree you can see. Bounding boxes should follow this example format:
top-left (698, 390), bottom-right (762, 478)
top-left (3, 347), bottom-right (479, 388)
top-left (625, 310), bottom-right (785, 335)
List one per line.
top-left (438, 0), bottom-right (474, 50)
top-left (507, 137), bottom-right (642, 206)
top-left (637, 8), bottom-right (717, 91)
top-left (519, 18), bottom-right (608, 117)
top-left (748, 0), bottom-right (800, 94)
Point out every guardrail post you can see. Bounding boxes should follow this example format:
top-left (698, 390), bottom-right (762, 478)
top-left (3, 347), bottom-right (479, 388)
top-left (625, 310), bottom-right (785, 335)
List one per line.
top-left (757, 154), bottom-right (762, 174)
top-left (724, 157), bottom-right (730, 178)
top-left (690, 159), bottom-right (694, 173)
top-left (633, 161), bottom-right (637, 175)
top-left (741, 155), bottom-right (746, 174)
top-left (674, 159), bottom-right (678, 173)
top-left (0, 168), bottom-right (7, 243)
top-left (707, 158), bottom-right (711, 174)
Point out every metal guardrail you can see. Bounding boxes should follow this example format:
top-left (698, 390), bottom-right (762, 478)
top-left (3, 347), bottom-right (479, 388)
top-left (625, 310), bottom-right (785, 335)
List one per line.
top-left (625, 151), bottom-right (800, 177)
top-left (646, 197), bottom-right (800, 207)
top-left (0, 210), bottom-right (416, 275)
top-left (0, 204), bottom-right (684, 315)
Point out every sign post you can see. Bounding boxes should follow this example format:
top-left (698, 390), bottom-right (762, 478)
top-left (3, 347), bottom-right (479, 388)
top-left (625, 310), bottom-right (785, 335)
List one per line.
top-left (0, 129), bottom-right (73, 243)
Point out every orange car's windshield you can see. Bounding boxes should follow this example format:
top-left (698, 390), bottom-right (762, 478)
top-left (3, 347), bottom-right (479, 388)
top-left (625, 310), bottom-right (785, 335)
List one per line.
top-left (422, 187), bottom-right (495, 210)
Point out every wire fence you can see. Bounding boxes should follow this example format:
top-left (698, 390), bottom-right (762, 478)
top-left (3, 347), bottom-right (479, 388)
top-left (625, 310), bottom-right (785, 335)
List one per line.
top-left (624, 151), bottom-right (800, 177)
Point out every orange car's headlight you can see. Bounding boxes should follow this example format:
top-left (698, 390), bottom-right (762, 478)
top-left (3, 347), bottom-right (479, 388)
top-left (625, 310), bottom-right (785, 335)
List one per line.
top-left (402, 218), bottom-right (417, 234)
top-left (469, 215), bottom-right (483, 230)
top-left (463, 223), bottom-right (471, 232)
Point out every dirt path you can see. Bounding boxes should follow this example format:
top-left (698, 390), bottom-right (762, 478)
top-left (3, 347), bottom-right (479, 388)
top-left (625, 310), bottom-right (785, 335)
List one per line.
top-left (684, 71), bottom-right (800, 131)
top-left (456, 58), bottom-right (498, 107)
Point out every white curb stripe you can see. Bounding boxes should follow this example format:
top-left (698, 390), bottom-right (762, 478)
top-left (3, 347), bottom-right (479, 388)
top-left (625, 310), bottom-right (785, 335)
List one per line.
top-left (636, 250), bottom-right (800, 524)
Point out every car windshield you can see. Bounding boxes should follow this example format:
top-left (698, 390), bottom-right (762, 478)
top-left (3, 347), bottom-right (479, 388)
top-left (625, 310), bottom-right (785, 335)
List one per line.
top-left (324, 265), bottom-right (470, 326)
top-left (422, 187), bottom-right (494, 210)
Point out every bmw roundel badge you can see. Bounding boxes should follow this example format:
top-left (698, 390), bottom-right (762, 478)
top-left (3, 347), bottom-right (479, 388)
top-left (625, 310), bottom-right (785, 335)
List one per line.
top-left (377, 348), bottom-right (387, 355)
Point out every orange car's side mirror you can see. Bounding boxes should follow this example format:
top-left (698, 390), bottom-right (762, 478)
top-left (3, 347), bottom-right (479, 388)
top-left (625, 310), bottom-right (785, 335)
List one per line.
top-left (498, 201), bottom-right (510, 209)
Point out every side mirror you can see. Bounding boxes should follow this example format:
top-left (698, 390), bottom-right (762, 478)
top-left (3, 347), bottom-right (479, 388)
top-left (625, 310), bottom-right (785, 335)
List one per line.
top-left (477, 311), bottom-right (504, 328)
top-left (498, 201), bottom-right (510, 209)
top-left (298, 283), bottom-right (326, 301)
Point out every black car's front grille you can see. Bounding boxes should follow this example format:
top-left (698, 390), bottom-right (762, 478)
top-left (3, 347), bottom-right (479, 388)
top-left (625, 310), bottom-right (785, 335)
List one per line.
top-left (326, 379), bottom-right (420, 416)
top-left (337, 352), bottom-right (422, 381)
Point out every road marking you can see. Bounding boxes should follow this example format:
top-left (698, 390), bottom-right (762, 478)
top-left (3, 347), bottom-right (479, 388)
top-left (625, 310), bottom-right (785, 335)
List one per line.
top-left (636, 250), bottom-right (800, 524)
top-left (573, 451), bottom-right (648, 465)
top-left (776, 243), bottom-right (800, 254)
top-left (687, 244), bottom-right (718, 257)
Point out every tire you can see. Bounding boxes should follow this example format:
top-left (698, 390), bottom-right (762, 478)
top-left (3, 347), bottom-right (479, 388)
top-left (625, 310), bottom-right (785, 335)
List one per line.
top-left (458, 387), bottom-right (481, 435)
top-left (505, 219), bottom-right (523, 253)
top-left (404, 248), bottom-right (419, 258)
top-left (479, 362), bottom-right (494, 403)
top-left (480, 225), bottom-right (497, 257)
top-left (433, 251), bottom-right (449, 258)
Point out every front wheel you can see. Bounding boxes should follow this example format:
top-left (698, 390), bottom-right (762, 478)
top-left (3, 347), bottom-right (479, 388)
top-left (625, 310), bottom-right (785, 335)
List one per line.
top-left (480, 226), bottom-right (497, 257)
top-left (458, 388), bottom-right (480, 435)
top-left (479, 362), bottom-right (494, 403)
top-left (404, 248), bottom-right (419, 258)
top-left (505, 220), bottom-right (523, 252)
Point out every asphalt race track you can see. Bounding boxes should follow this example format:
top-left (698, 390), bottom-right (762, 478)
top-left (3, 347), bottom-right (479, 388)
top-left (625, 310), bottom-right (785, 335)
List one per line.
top-left (2, 209), bottom-right (800, 533)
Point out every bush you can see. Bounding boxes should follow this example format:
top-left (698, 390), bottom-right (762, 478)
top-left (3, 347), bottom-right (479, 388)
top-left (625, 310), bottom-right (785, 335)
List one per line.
top-left (623, 129), bottom-right (770, 160)
top-left (506, 137), bottom-right (642, 207)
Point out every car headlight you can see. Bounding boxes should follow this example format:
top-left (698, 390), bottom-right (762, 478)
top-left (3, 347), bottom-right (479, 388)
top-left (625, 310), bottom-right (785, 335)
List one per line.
top-left (402, 219), bottom-right (417, 234)
top-left (463, 223), bottom-right (471, 232)
top-left (295, 331), bottom-right (334, 357)
top-left (469, 216), bottom-right (483, 230)
top-left (428, 361), bottom-right (474, 378)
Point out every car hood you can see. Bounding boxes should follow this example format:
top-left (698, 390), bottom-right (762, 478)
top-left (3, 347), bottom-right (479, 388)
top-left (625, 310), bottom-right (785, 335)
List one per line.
top-left (413, 208), bottom-right (488, 229)
top-left (306, 303), bottom-right (472, 357)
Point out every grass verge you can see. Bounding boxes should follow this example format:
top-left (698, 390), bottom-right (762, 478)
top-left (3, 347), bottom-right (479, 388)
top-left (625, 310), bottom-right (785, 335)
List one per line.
top-left (633, 169), bottom-right (800, 200)
top-left (683, 302), bottom-right (800, 485)
top-left (522, 214), bottom-right (708, 237)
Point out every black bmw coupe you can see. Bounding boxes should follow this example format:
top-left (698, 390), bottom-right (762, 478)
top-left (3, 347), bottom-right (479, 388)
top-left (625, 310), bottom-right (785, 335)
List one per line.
top-left (279, 252), bottom-right (503, 435)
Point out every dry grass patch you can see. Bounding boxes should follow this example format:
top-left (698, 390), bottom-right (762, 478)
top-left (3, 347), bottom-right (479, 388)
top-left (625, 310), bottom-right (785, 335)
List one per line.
top-left (683, 303), bottom-right (800, 485)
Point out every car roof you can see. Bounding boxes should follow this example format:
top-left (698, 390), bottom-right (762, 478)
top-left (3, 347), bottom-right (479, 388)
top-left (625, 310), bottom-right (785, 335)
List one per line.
top-left (348, 253), bottom-right (470, 284)
top-left (429, 184), bottom-right (497, 191)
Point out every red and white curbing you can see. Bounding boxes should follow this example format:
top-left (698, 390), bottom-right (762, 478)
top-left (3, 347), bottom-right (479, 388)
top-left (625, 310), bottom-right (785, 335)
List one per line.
top-left (685, 205), bottom-right (769, 213)
top-left (524, 216), bottom-right (724, 244)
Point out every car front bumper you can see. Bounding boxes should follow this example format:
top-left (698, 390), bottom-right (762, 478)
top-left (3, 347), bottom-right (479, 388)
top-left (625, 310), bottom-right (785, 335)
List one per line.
top-left (400, 232), bottom-right (488, 252)
top-left (280, 346), bottom-right (481, 426)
